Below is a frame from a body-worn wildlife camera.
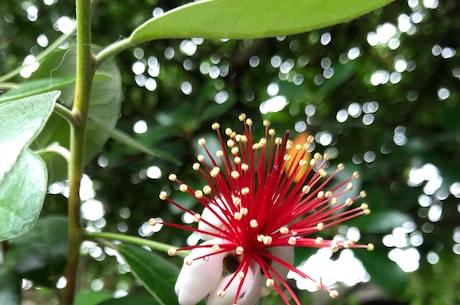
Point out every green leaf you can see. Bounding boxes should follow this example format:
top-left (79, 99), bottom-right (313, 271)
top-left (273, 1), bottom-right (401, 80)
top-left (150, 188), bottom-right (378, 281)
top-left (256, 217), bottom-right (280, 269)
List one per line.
top-left (0, 267), bottom-right (21, 305)
top-left (5, 216), bottom-right (68, 287)
top-left (0, 150), bottom-right (48, 241)
top-left (97, 295), bottom-right (164, 305)
top-left (355, 247), bottom-right (408, 297)
top-left (131, 0), bottom-right (393, 43)
top-left (117, 245), bottom-right (180, 305)
top-left (28, 47), bottom-right (122, 180)
top-left (0, 91), bottom-right (59, 182)
top-left (75, 291), bottom-right (113, 305)
top-left (0, 74), bottom-right (110, 104)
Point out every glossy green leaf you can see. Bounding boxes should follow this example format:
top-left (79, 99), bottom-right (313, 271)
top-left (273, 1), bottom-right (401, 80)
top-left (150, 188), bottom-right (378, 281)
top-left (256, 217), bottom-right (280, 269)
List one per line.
top-left (355, 246), bottom-right (408, 297)
top-left (0, 267), bottom-right (21, 305)
top-left (0, 91), bottom-right (59, 182)
top-left (0, 150), bottom-right (48, 241)
top-left (97, 295), bottom-right (163, 305)
top-left (117, 245), bottom-right (180, 305)
top-left (75, 291), bottom-right (113, 305)
top-left (29, 47), bottom-right (122, 180)
top-left (5, 216), bottom-right (68, 287)
top-left (131, 0), bottom-right (393, 43)
top-left (0, 74), bottom-right (110, 104)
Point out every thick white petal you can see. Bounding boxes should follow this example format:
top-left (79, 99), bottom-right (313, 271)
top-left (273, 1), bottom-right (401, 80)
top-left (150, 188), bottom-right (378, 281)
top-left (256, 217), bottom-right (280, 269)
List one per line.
top-left (207, 260), bottom-right (262, 305)
top-left (175, 241), bottom-right (225, 305)
top-left (198, 200), bottom-right (226, 240)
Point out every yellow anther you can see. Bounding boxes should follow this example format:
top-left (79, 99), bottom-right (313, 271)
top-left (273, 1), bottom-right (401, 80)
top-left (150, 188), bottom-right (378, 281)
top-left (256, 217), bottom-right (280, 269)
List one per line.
top-left (316, 222), bottom-right (324, 231)
top-left (203, 185), bottom-right (212, 194)
top-left (323, 153), bottom-right (330, 160)
top-left (193, 213), bottom-right (201, 222)
top-left (367, 243), bottom-right (375, 251)
top-left (212, 122), bottom-right (220, 130)
top-left (217, 290), bottom-right (226, 298)
top-left (159, 191), bottom-right (168, 200)
top-left (234, 212), bottom-right (242, 220)
top-left (280, 227), bottom-right (289, 234)
top-left (353, 171), bottom-right (360, 179)
top-left (233, 197), bottom-right (242, 206)
top-left (216, 150), bottom-right (224, 158)
top-left (168, 248), bottom-right (177, 256)
top-left (330, 241), bottom-right (339, 252)
top-left (317, 191), bottom-right (325, 199)
top-left (198, 138), bottom-right (206, 146)
top-left (346, 183), bottom-right (354, 190)
top-left (360, 203), bottom-right (369, 210)
top-left (238, 113), bottom-right (246, 121)
top-left (288, 237), bottom-right (297, 245)
top-left (195, 190), bottom-right (203, 199)
top-left (275, 137), bottom-right (282, 145)
top-left (212, 244), bottom-right (221, 252)
top-left (168, 174), bottom-right (177, 181)
top-left (337, 163), bottom-right (344, 170)
top-left (235, 246), bottom-right (244, 255)
top-left (314, 153), bottom-right (322, 160)
top-left (360, 190), bottom-right (367, 198)
top-left (309, 159), bottom-right (317, 166)
top-left (325, 191), bottom-right (332, 198)
top-left (185, 258), bottom-right (193, 266)
top-left (299, 159), bottom-right (307, 166)
top-left (263, 120), bottom-right (270, 127)
top-left (250, 219), bottom-right (258, 228)
top-left (225, 128), bottom-right (233, 136)
top-left (240, 207), bottom-right (248, 215)
top-left (318, 168), bottom-right (327, 177)
top-left (241, 187), bottom-right (250, 195)
top-left (241, 163), bottom-right (249, 171)
top-left (329, 290), bottom-right (339, 298)
top-left (246, 118), bottom-right (253, 126)
top-left (266, 279), bottom-right (275, 287)
top-left (179, 184), bottom-right (188, 192)
top-left (302, 185), bottom-right (310, 193)
top-left (197, 155), bottom-right (205, 162)
top-left (227, 139), bottom-right (235, 148)
top-left (231, 171), bottom-right (240, 179)
top-left (330, 197), bottom-right (338, 205)
top-left (231, 147), bottom-right (239, 155)
top-left (263, 236), bottom-right (273, 245)
top-left (345, 198), bottom-right (353, 206)
top-left (192, 163), bottom-right (200, 170)
top-left (210, 167), bottom-right (220, 177)
top-left (315, 237), bottom-right (323, 245)
top-left (268, 129), bottom-right (275, 136)
top-left (237, 271), bottom-right (245, 279)
top-left (148, 218), bottom-right (157, 226)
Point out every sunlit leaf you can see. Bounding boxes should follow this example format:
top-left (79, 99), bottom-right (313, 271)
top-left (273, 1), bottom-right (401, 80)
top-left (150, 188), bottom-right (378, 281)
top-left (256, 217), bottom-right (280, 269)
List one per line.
top-left (5, 216), bottom-right (68, 287)
top-left (131, 0), bottom-right (393, 42)
top-left (75, 291), bottom-right (113, 305)
top-left (117, 245), bottom-right (179, 305)
top-left (0, 91), bottom-right (59, 182)
top-left (0, 150), bottom-right (48, 241)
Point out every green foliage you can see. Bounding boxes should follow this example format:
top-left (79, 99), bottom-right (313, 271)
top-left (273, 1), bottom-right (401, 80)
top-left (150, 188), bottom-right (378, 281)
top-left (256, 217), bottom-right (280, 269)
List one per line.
top-left (2, 0), bottom-right (459, 305)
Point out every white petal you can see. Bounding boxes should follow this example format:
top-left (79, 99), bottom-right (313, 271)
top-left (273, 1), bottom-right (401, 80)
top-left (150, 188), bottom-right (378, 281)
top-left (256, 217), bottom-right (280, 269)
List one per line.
top-left (175, 241), bottom-right (225, 305)
top-left (207, 260), bottom-right (262, 305)
top-left (198, 199), bottom-right (227, 240)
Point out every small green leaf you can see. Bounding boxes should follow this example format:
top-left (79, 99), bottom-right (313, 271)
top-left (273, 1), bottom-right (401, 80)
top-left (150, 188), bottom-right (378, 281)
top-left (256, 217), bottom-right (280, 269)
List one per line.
top-left (0, 91), bottom-right (59, 182)
top-left (355, 246), bottom-right (408, 297)
top-left (117, 245), bottom-right (180, 305)
top-left (131, 0), bottom-right (393, 43)
top-left (0, 267), bottom-right (21, 305)
top-left (5, 216), bottom-right (68, 287)
top-left (0, 150), bottom-right (48, 241)
top-left (28, 47), bottom-right (122, 181)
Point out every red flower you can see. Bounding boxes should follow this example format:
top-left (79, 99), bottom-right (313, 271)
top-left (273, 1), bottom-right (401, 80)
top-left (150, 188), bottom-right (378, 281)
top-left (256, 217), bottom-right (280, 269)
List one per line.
top-left (152, 114), bottom-right (372, 305)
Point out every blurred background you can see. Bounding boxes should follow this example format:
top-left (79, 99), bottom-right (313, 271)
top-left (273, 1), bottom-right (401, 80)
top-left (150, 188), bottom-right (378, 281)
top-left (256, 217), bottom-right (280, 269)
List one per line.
top-left (1, 0), bottom-right (459, 304)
